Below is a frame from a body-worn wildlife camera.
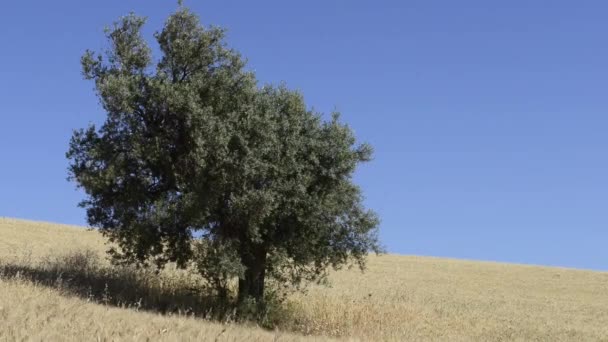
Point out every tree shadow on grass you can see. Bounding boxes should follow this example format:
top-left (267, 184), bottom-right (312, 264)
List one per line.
top-left (0, 250), bottom-right (236, 321)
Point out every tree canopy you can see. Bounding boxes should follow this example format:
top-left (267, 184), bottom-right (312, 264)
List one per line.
top-left (67, 7), bottom-right (381, 309)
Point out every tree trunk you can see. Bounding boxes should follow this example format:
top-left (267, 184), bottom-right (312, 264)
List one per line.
top-left (237, 243), bottom-right (267, 306)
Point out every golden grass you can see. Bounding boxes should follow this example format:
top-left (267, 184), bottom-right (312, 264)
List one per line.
top-left (0, 279), bottom-right (324, 342)
top-left (1, 217), bottom-right (608, 341)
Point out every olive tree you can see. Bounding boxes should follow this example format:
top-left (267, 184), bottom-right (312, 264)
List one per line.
top-left (67, 7), bottom-right (381, 309)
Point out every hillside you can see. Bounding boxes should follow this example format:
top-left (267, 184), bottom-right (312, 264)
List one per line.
top-left (1, 217), bottom-right (607, 341)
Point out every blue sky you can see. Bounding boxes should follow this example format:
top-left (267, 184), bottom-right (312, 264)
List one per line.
top-left (1, 1), bottom-right (607, 270)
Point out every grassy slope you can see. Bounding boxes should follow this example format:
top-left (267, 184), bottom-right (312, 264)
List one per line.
top-left (1, 217), bottom-right (607, 341)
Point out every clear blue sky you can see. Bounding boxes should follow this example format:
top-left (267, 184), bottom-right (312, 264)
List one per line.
top-left (1, 1), bottom-right (607, 270)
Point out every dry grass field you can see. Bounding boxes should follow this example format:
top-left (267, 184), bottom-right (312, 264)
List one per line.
top-left (1, 217), bottom-right (607, 341)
